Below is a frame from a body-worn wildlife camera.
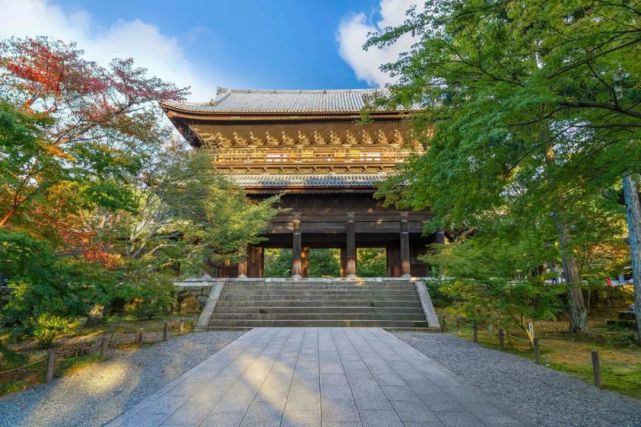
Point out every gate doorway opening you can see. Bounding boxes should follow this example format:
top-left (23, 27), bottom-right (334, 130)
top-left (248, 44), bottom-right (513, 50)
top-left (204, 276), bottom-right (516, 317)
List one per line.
top-left (357, 248), bottom-right (387, 277)
top-left (264, 248), bottom-right (342, 278)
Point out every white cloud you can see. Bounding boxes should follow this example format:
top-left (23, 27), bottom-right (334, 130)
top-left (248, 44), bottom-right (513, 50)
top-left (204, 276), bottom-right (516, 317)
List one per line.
top-left (0, 0), bottom-right (215, 101)
top-left (338, 0), bottom-right (424, 87)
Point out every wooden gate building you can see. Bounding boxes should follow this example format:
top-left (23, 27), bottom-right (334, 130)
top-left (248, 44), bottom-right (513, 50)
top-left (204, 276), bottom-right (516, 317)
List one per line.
top-left (162, 88), bottom-right (441, 278)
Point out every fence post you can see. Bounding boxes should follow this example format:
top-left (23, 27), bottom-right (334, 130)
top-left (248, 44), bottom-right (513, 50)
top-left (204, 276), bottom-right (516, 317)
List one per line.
top-left (456, 316), bottom-right (461, 333)
top-left (163, 321), bottom-right (169, 342)
top-left (46, 348), bottom-right (56, 383)
top-left (472, 321), bottom-right (478, 343)
top-left (591, 350), bottom-right (601, 388)
top-left (179, 319), bottom-right (185, 334)
top-left (498, 329), bottom-right (505, 350)
top-left (440, 316), bottom-right (447, 333)
top-left (533, 337), bottom-right (540, 364)
top-left (136, 328), bottom-right (144, 347)
top-left (100, 336), bottom-right (109, 357)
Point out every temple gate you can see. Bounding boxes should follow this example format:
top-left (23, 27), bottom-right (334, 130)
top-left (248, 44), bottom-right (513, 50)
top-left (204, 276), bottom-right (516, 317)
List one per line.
top-left (162, 88), bottom-right (441, 279)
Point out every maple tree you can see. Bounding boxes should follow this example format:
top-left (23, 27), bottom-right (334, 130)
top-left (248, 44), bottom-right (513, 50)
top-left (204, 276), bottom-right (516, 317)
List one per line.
top-left (0, 37), bottom-right (188, 229)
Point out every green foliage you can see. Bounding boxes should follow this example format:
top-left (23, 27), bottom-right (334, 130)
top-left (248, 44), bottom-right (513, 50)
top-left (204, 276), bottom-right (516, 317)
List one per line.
top-left (0, 37), bottom-right (276, 341)
top-left (309, 249), bottom-right (341, 277)
top-left (32, 313), bottom-right (75, 348)
top-left (367, 0), bottom-right (641, 330)
top-left (356, 248), bottom-right (387, 277)
top-left (121, 276), bottom-right (174, 320)
top-left (0, 230), bottom-right (94, 324)
top-left (265, 249), bottom-right (292, 277)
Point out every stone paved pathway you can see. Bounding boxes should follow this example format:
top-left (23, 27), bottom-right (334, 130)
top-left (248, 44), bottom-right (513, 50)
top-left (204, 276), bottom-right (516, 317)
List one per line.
top-left (108, 328), bottom-right (528, 426)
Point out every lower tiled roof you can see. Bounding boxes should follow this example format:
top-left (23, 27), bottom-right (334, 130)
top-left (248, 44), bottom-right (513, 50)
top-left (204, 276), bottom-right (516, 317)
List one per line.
top-left (229, 174), bottom-right (386, 189)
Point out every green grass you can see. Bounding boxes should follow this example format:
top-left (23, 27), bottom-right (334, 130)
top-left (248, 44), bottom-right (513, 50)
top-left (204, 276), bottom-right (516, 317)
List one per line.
top-left (450, 320), bottom-right (641, 400)
top-left (0, 378), bottom-right (32, 395)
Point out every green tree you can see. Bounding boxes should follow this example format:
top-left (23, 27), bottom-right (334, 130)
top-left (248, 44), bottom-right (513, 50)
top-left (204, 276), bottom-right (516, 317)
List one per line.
top-left (265, 249), bottom-right (292, 277)
top-left (309, 249), bottom-right (341, 277)
top-left (357, 248), bottom-right (387, 277)
top-left (369, 0), bottom-right (641, 334)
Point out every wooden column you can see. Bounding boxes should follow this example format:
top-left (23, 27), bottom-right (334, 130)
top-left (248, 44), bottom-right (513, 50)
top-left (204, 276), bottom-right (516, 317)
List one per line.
top-left (339, 247), bottom-right (347, 278)
top-left (346, 213), bottom-right (356, 278)
top-left (301, 247), bottom-right (310, 277)
top-left (387, 246), bottom-right (401, 277)
top-left (292, 218), bottom-right (302, 279)
top-left (400, 213), bottom-right (411, 278)
top-left (237, 249), bottom-right (247, 278)
top-left (247, 246), bottom-right (264, 278)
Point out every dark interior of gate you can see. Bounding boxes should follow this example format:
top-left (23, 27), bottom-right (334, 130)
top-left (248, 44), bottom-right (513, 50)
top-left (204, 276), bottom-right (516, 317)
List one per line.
top-left (228, 193), bottom-right (438, 278)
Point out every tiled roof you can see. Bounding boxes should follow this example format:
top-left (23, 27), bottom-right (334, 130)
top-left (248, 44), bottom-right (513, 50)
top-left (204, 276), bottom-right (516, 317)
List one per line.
top-left (163, 88), bottom-right (388, 113)
top-left (229, 174), bottom-right (386, 188)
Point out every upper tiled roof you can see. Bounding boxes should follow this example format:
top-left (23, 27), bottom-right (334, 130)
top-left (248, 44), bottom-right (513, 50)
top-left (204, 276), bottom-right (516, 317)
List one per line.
top-left (163, 88), bottom-right (388, 113)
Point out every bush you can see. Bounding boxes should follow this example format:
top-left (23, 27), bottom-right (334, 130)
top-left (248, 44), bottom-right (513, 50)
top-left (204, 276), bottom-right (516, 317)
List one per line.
top-left (438, 277), bottom-right (563, 336)
top-left (32, 313), bottom-right (75, 348)
top-left (119, 274), bottom-right (174, 320)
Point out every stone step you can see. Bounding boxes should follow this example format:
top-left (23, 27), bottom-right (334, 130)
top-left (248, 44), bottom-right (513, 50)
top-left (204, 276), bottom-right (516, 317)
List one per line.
top-left (225, 283), bottom-right (416, 291)
top-left (215, 299), bottom-right (422, 308)
top-left (206, 319), bottom-right (431, 328)
top-left (223, 281), bottom-right (414, 286)
top-left (226, 284), bottom-right (410, 288)
top-left (220, 291), bottom-right (419, 299)
top-left (210, 312), bottom-right (426, 321)
top-left (212, 306), bottom-right (426, 314)
top-left (218, 294), bottom-right (419, 301)
top-left (221, 288), bottom-right (417, 295)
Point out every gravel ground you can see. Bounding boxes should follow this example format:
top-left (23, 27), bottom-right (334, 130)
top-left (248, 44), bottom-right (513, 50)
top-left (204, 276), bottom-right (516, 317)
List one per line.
top-left (394, 332), bottom-right (641, 427)
top-left (0, 330), bottom-right (246, 427)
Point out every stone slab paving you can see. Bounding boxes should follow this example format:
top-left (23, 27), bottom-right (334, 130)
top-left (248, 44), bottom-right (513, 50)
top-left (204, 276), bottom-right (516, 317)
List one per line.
top-left (107, 328), bottom-right (529, 427)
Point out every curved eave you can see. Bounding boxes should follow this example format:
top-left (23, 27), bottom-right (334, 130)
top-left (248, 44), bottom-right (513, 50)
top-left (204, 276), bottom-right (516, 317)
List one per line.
top-left (160, 102), bottom-right (414, 122)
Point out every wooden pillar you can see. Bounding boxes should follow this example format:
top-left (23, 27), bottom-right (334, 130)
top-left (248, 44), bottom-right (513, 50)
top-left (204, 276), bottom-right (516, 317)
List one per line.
top-left (340, 247), bottom-right (347, 277)
top-left (248, 246), bottom-right (264, 278)
top-left (301, 247), bottom-right (310, 277)
top-left (400, 213), bottom-right (411, 278)
top-left (237, 249), bottom-right (247, 278)
top-left (346, 213), bottom-right (356, 278)
top-left (387, 246), bottom-right (401, 277)
top-left (292, 218), bottom-right (302, 279)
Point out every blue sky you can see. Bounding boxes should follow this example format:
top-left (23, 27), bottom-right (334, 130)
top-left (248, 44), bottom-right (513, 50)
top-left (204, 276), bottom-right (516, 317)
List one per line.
top-left (56, 0), bottom-right (378, 90)
top-left (0, 0), bottom-right (421, 100)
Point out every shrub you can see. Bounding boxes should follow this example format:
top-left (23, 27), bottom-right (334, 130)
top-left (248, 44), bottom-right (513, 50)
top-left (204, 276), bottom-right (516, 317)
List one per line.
top-left (32, 313), bottom-right (75, 348)
top-left (119, 273), bottom-right (174, 320)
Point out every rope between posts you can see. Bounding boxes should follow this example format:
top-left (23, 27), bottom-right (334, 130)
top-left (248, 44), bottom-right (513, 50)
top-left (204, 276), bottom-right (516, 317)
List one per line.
top-left (611, 375), bottom-right (641, 386)
top-left (600, 360), bottom-right (641, 374)
top-left (0, 356), bottom-right (47, 374)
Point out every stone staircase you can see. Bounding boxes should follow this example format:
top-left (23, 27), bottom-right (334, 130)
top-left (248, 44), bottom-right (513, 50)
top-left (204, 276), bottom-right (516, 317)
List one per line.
top-left (198, 279), bottom-right (439, 330)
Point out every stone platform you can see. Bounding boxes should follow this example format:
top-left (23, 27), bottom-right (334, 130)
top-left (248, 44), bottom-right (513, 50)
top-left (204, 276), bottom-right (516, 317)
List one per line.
top-left (108, 328), bottom-right (528, 426)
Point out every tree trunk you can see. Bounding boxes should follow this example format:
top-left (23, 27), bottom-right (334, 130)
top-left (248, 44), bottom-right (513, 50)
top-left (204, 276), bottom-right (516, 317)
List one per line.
top-left (622, 174), bottom-right (641, 345)
top-left (555, 215), bottom-right (588, 333)
top-left (85, 304), bottom-right (105, 327)
top-left (0, 209), bottom-right (15, 228)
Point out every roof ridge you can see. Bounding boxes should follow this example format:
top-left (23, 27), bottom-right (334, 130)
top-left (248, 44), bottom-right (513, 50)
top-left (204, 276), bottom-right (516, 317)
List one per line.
top-left (220, 88), bottom-right (381, 94)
